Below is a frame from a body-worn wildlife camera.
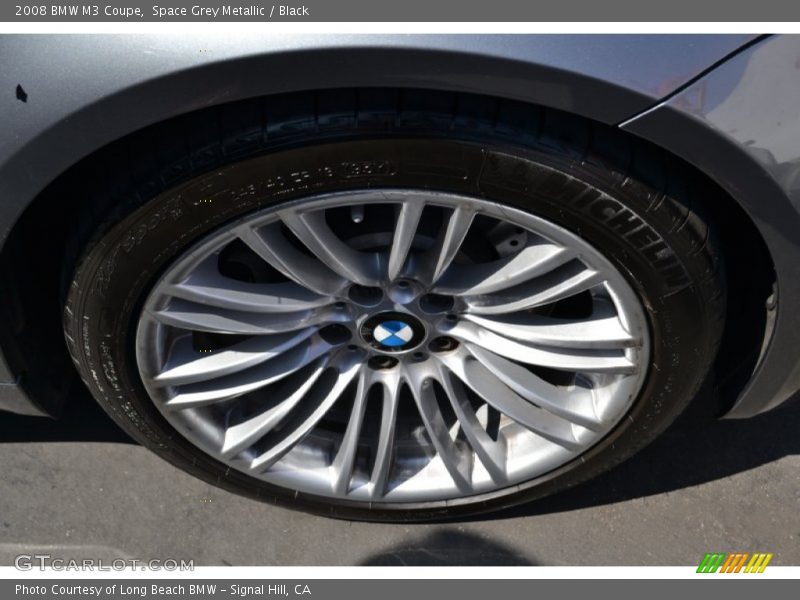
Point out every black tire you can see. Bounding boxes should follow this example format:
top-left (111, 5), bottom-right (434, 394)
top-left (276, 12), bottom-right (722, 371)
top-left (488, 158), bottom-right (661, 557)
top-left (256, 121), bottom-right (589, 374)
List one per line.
top-left (63, 89), bottom-right (725, 521)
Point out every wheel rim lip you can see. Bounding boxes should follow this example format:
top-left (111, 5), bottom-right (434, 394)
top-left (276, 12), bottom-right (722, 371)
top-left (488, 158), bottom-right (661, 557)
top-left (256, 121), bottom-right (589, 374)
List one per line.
top-left (135, 188), bottom-right (651, 504)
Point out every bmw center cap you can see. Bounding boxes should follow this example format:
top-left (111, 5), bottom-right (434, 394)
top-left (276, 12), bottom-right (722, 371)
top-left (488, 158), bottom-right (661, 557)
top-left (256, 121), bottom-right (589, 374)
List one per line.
top-left (361, 312), bottom-right (426, 353)
top-left (373, 320), bottom-right (415, 347)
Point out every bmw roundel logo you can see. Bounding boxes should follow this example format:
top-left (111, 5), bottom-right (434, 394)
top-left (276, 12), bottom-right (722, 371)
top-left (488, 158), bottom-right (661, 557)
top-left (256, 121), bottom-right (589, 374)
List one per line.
top-left (373, 320), bottom-right (414, 348)
top-left (360, 312), bottom-right (426, 353)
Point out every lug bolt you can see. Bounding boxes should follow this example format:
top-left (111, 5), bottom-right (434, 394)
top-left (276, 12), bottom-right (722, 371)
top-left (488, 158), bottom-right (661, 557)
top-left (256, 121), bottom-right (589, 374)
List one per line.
top-left (419, 293), bottom-right (455, 314)
top-left (430, 336), bottom-right (458, 353)
top-left (348, 285), bottom-right (383, 307)
top-left (319, 324), bottom-right (352, 345)
top-left (368, 356), bottom-right (399, 370)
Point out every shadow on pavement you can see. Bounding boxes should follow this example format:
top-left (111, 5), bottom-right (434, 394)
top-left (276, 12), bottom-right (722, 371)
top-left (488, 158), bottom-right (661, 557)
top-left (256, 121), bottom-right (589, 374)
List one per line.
top-left (0, 386), bottom-right (132, 444)
top-left (359, 530), bottom-right (534, 565)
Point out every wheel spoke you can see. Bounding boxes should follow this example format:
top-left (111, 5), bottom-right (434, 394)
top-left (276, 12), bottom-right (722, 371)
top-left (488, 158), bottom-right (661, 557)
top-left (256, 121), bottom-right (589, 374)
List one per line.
top-left (464, 299), bottom-right (640, 350)
top-left (164, 337), bottom-right (334, 409)
top-left (220, 360), bottom-right (329, 458)
top-left (406, 364), bottom-right (473, 492)
top-left (432, 363), bottom-right (508, 483)
top-left (153, 328), bottom-right (316, 387)
top-left (417, 205), bottom-right (476, 286)
top-left (149, 300), bottom-right (350, 335)
top-left (465, 345), bottom-right (603, 430)
top-left (437, 348), bottom-right (582, 450)
top-left (331, 368), bottom-right (372, 495)
top-left (447, 320), bottom-right (637, 374)
top-left (463, 263), bottom-right (603, 315)
top-left (248, 353), bottom-right (363, 472)
top-left (279, 208), bottom-right (384, 285)
top-left (369, 370), bottom-right (402, 499)
top-left (387, 201), bottom-right (425, 280)
top-left (237, 222), bottom-right (347, 295)
top-left (165, 260), bottom-right (331, 314)
top-left (434, 242), bottom-right (573, 295)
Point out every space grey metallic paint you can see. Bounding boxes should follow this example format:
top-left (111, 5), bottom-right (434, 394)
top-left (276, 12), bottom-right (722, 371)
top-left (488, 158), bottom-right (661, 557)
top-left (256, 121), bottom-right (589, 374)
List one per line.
top-left (623, 35), bottom-right (800, 417)
top-left (0, 33), bottom-right (795, 421)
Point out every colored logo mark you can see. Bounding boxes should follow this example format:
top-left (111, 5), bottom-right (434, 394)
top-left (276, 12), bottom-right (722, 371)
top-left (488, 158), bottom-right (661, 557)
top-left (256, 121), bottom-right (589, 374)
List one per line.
top-left (697, 552), bottom-right (773, 573)
top-left (373, 320), bottom-right (414, 348)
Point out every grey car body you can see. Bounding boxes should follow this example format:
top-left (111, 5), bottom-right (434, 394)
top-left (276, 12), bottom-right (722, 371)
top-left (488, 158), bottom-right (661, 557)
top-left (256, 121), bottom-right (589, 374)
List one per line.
top-left (0, 33), bottom-right (796, 420)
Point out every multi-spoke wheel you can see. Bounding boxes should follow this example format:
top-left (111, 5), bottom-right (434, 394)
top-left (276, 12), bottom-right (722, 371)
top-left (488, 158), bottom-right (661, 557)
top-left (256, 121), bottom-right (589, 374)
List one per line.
top-left (64, 93), bottom-right (725, 520)
top-left (135, 191), bottom-right (648, 502)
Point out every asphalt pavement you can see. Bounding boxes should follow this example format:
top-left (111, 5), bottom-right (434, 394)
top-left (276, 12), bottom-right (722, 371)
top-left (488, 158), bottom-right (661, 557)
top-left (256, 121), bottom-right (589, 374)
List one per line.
top-left (0, 385), bottom-right (798, 566)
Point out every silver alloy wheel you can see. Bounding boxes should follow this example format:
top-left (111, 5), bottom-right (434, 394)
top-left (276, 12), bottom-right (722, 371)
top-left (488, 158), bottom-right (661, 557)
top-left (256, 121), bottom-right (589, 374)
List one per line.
top-left (136, 190), bottom-right (650, 503)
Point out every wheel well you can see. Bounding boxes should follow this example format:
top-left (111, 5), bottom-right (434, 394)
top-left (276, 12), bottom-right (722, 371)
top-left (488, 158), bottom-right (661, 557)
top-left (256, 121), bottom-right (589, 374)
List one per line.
top-left (0, 87), bottom-right (775, 417)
